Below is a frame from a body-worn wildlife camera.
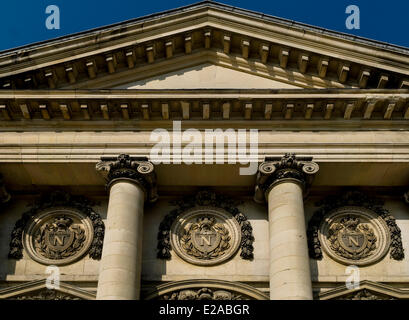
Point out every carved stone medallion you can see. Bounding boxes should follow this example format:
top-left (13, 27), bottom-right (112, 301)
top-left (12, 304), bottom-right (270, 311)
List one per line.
top-left (319, 207), bottom-right (390, 266)
top-left (329, 216), bottom-right (377, 260)
top-left (23, 207), bottom-right (94, 265)
top-left (171, 207), bottom-right (241, 266)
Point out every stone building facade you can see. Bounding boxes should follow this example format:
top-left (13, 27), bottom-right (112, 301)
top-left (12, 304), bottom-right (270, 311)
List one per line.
top-left (0, 1), bottom-right (409, 300)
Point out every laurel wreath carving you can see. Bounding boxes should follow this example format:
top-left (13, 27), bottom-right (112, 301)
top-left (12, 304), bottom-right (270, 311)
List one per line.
top-left (307, 191), bottom-right (404, 261)
top-left (157, 191), bottom-right (254, 260)
top-left (180, 219), bottom-right (231, 260)
top-left (8, 191), bottom-right (104, 261)
top-left (34, 222), bottom-right (86, 260)
top-left (328, 219), bottom-right (377, 260)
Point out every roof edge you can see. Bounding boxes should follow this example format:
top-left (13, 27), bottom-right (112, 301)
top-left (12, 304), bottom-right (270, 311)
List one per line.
top-left (1, 0), bottom-right (409, 56)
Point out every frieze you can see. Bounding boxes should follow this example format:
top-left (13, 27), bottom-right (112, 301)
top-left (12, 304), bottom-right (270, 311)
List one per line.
top-left (307, 191), bottom-right (404, 262)
top-left (157, 191), bottom-right (254, 261)
top-left (8, 191), bottom-right (104, 262)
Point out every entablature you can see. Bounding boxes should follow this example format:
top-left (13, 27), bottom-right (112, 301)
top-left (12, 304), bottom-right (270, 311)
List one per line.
top-left (0, 89), bottom-right (408, 130)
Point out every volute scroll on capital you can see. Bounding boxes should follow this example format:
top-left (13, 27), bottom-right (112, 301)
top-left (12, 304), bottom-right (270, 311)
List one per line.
top-left (254, 153), bottom-right (319, 203)
top-left (96, 154), bottom-right (158, 202)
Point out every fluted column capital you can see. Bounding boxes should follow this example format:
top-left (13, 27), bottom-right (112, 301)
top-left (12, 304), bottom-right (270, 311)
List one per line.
top-left (254, 153), bottom-right (319, 203)
top-left (96, 154), bottom-right (158, 203)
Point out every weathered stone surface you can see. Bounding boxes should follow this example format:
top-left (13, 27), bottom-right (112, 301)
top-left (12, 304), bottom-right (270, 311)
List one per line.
top-left (1, 1), bottom-right (409, 302)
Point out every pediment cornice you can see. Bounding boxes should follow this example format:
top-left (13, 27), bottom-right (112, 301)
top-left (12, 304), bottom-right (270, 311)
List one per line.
top-left (0, 2), bottom-right (409, 90)
top-left (0, 279), bottom-right (96, 300)
top-left (319, 280), bottom-right (409, 300)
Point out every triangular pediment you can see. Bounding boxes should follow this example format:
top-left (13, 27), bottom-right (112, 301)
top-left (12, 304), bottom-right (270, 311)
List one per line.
top-left (0, 280), bottom-right (96, 300)
top-left (0, 1), bottom-right (408, 90)
top-left (319, 281), bottom-right (409, 300)
top-left (115, 63), bottom-right (301, 89)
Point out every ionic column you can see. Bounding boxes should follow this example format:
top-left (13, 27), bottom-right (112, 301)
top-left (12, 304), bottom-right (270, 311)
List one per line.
top-left (95, 154), bottom-right (157, 300)
top-left (254, 154), bottom-right (319, 300)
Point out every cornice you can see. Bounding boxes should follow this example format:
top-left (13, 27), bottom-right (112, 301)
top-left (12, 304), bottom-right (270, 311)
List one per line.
top-left (68, 50), bottom-right (350, 90)
top-left (2, 2), bottom-right (409, 59)
top-left (65, 50), bottom-right (337, 90)
top-left (1, 88), bottom-right (408, 99)
top-left (319, 280), bottom-right (409, 300)
top-left (0, 89), bottom-right (407, 131)
top-left (0, 4), bottom-right (409, 91)
top-left (205, 14), bottom-right (409, 73)
top-left (0, 279), bottom-right (96, 300)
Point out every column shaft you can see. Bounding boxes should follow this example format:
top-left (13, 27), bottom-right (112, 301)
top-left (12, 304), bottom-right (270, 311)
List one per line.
top-left (267, 181), bottom-right (312, 300)
top-left (96, 180), bottom-right (144, 300)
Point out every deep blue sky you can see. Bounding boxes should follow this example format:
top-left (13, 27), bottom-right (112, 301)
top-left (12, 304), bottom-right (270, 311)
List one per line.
top-left (0, 0), bottom-right (408, 51)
